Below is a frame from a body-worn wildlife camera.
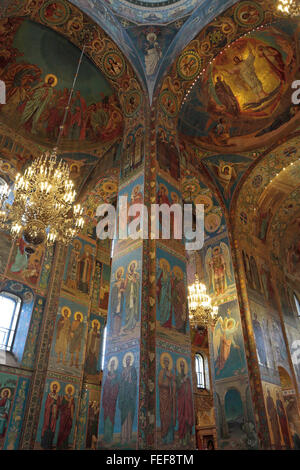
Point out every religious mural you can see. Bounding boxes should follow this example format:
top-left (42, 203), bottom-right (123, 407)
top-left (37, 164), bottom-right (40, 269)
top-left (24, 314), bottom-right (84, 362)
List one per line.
top-left (62, 237), bottom-right (96, 299)
top-left (98, 348), bottom-right (139, 449)
top-left (84, 314), bottom-right (105, 382)
top-left (178, 20), bottom-right (300, 151)
top-left (262, 382), bottom-right (292, 450)
top-left (48, 298), bottom-right (89, 377)
top-left (7, 238), bottom-right (45, 288)
top-left (156, 347), bottom-right (194, 449)
top-left (156, 246), bottom-right (188, 340)
top-left (106, 247), bottom-right (141, 342)
top-left (0, 18), bottom-right (124, 150)
top-left (36, 377), bottom-right (78, 450)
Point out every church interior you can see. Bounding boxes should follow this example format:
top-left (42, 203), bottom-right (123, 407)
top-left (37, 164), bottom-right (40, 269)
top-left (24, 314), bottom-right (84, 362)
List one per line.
top-left (0, 0), bottom-right (300, 451)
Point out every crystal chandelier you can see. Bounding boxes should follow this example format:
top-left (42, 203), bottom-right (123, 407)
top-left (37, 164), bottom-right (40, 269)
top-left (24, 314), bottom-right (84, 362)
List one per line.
top-left (0, 46), bottom-right (87, 247)
top-left (277, 0), bottom-right (300, 15)
top-left (0, 149), bottom-right (84, 245)
top-left (188, 275), bottom-right (218, 328)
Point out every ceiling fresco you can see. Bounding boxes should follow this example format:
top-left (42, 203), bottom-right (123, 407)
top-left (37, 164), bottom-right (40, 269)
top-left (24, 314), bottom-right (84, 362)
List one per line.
top-left (102, 0), bottom-right (200, 25)
top-left (232, 133), bottom-right (300, 249)
top-left (178, 19), bottom-right (300, 152)
top-left (0, 17), bottom-right (124, 150)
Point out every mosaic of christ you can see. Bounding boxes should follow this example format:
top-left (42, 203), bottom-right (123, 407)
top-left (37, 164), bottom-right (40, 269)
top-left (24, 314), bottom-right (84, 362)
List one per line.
top-left (179, 25), bottom-right (300, 151)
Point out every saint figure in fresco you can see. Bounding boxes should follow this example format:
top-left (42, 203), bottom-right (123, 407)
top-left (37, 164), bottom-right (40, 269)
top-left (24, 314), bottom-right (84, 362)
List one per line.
top-left (276, 391), bottom-right (291, 449)
top-left (85, 320), bottom-right (101, 375)
top-left (266, 389), bottom-right (282, 449)
top-left (56, 385), bottom-right (75, 450)
top-left (158, 353), bottom-right (176, 444)
top-left (171, 266), bottom-right (187, 334)
top-left (226, 44), bottom-right (266, 101)
top-left (41, 382), bottom-right (60, 450)
top-left (213, 312), bottom-right (241, 376)
top-left (252, 313), bottom-right (268, 367)
top-left (176, 359), bottom-right (194, 446)
top-left (55, 307), bottom-right (71, 365)
top-left (69, 312), bottom-right (84, 368)
top-left (157, 258), bottom-right (172, 328)
top-left (86, 401), bottom-right (100, 449)
top-left (19, 75), bottom-right (57, 134)
top-left (214, 75), bottom-right (240, 116)
top-left (205, 243), bottom-right (232, 295)
top-left (118, 352), bottom-right (137, 445)
top-left (10, 238), bottom-right (28, 274)
top-left (102, 357), bottom-right (119, 443)
top-left (0, 389), bottom-right (11, 439)
top-left (66, 241), bottom-right (81, 290)
top-left (77, 245), bottom-right (93, 294)
top-left (110, 267), bottom-right (125, 336)
top-left (123, 261), bottom-right (140, 332)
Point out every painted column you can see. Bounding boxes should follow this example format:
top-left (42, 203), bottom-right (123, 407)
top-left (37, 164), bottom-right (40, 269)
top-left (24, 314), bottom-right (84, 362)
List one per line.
top-left (98, 109), bottom-right (196, 449)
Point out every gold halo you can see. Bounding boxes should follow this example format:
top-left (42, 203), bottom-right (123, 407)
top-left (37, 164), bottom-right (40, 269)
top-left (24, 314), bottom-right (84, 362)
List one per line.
top-left (50, 381), bottom-right (60, 393)
top-left (92, 319), bottom-right (100, 330)
top-left (74, 311), bottom-right (83, 322)
top-left (170, 191), bottom-right (179, 203)
top-left (73, 240), bottom-right (82, 250)
top-left (61, 306), bottom-right (71, 318)
top-left (108, 356), bottom-right (119, 371)
top-left (176, 357), bottom-right (189, 375)
top-left (173, 265), bottom-right (184, 280)
top-left (123, 351), bottom-right (134, 367)
top-left (1, 388), bottom-right (11, 398)
top-left (159, 258), bottom-right (170, 272)
top-left (45, 74), bottom-right (58, 87)
top-left (128, 260), bottom-right (137, 272)
top-left (159, 183), bottom-right (168, 194)
top-left (160, 352), bottom-right (173, 370)
top-left (84, 244), bottom-right (93, 254)
top-left (115, 266), bottom-right (124, 279)
top-left (132, 185), bottom-right (141, 195)
top-left (65, 384), bottom-right (75, 396)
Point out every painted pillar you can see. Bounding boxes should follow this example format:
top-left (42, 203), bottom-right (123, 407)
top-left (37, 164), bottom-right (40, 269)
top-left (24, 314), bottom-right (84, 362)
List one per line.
top-left (98, 109), bottom-right (196, 449)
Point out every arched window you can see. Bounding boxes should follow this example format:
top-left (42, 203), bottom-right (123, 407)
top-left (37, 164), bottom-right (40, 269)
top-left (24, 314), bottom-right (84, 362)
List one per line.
top-left (195, 353), bottom-right (205, 389)
top-left (294, 293), bottom-right (300, 317)
top-left (0, 292), bottom-right (21, 352)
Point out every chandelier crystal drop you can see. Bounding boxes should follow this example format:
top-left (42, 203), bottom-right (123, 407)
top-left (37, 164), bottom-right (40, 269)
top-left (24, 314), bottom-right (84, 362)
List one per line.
top-left (277, 0), bottom-right (300, 16)
top-left (0, 149), bottom-right (84, 246)
top-left (188, 275), bottom-right (218, 328)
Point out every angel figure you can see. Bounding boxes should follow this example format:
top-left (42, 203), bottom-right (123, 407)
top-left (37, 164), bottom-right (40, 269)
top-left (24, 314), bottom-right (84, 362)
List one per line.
top-left (213, 312), bottom-right (241, 376)
top-left (207, 160), bottom-right (249, 198)
top-left (205, 242), bottom-right (232, 295)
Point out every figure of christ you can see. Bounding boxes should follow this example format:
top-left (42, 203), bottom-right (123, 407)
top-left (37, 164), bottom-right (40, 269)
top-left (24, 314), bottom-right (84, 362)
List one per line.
top-left (158, 355), bottom-right (176, 444)
top-left (226, 44), bottom-right (267, 101)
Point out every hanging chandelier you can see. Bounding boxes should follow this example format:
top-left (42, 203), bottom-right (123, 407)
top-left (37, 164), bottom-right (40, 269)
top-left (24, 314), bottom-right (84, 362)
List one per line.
top-left (277, 0), bottom-right (300, 15)
top-left (0, 149), bottom-right (84, 246)
top-left (0, 46), bottom-right (87, 247)
top-left (188, 275), bottom-right (218, 328)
